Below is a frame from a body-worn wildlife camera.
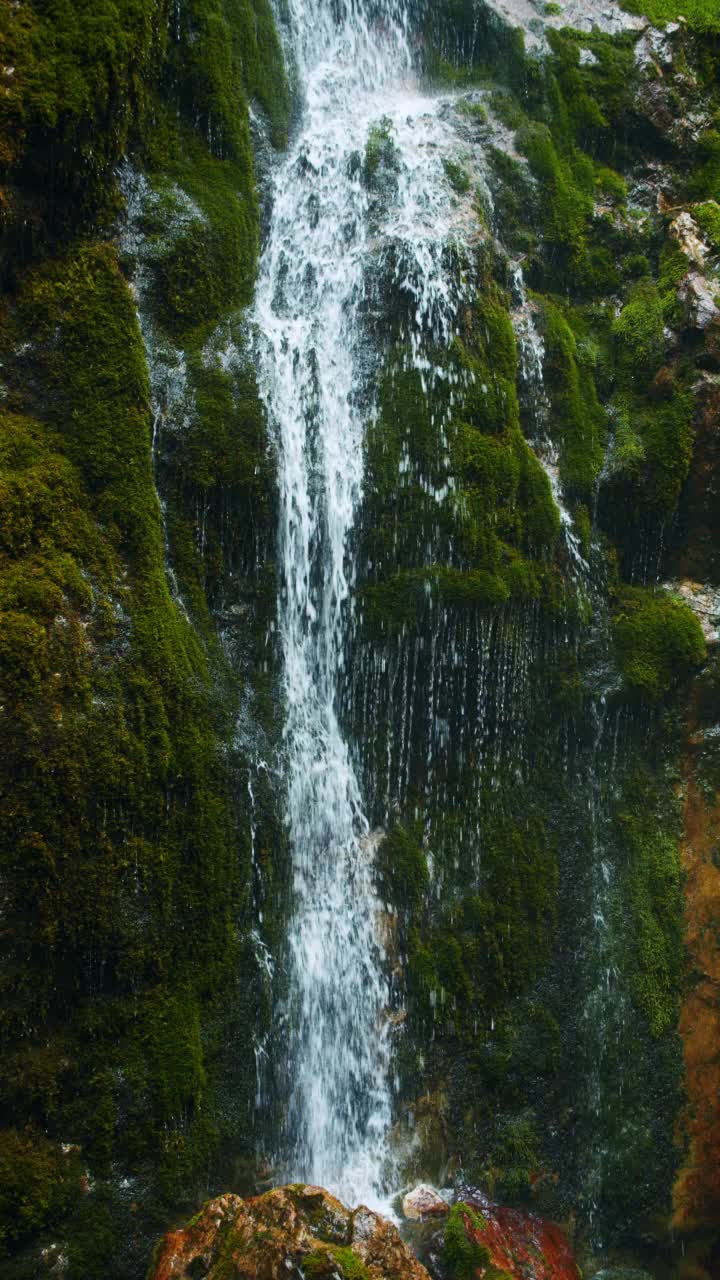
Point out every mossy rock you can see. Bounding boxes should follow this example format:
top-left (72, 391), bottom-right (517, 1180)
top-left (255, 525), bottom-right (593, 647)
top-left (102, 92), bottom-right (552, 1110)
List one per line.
top-left (303, 1246), bottom-right (371, 1280)
top-left (612, 587), bottom-right (706, 699)
top-left (620, 0), bottom-right (720, 33)
top-left (443, 1203), bottom-right (516, 1280)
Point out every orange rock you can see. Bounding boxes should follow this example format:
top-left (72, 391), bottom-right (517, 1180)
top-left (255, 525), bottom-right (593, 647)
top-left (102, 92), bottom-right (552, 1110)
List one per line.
top-left (458, 1191), bottom-right (579, 1280)
top-left (673, 775), bottom-right (720, 1230)
top-left (148, 1185), bottom-right (431, 1280)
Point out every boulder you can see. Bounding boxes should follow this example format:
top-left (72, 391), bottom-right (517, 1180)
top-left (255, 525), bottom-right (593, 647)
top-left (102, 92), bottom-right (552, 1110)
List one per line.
top-left (148, 1185), bottom-right (431, 1280)
top-left (401, 1185), bottom-right (449, 1221)
top-left (679, 272), bottom-right (720, 331)
top-left (444, 1193), bottom-right (579, 1280)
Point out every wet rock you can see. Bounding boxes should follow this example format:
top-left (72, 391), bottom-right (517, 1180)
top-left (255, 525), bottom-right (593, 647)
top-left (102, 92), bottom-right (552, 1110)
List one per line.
top-left (389, 1092), bottom-right (453, 1186)
top-left (635, 22), bottom-right (682, 72)
top-left (670, 212), bottom-right (708, 267)
top-left (634, 23), bottom-right (711, 148)
top-left (447, 1192), bottom-right (579, 1280)
top-left (636, 76), bottom-right (679, 140)
top-left (148, 1185), bottom-right (431, 1280)
top-left (401, 1185), bottom-right (449, 1221)
top-left (679, 272), bottom-right (720, 331)
top-left (469, 0), bottom-right (643, 52)
top-left (662, 579), bottom-right (720, 645)
top-left (673, 768), bottom-right (720, 1233)
top-left (589, 1271), bottom-right (654, 1280)
top-left (351, 1206), bottom-right (429, 1278)
top-left (668, 376), bottom-right (720, 581)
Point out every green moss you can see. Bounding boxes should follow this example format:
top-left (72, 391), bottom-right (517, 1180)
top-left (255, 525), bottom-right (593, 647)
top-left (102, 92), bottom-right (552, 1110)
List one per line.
top-left (516, 124), bottom-right (593, 273)
top-left (595, 165), bottom-right (628, 205)
top-left (539, 297), bottom-right (606, 499)
top-left (489, 90), bottom-right (526, 131)
top-left (620, 0), bottom-right (720, 32)
top-left (404, 804), bottom-right (557, 1036)
top-left (364, 116), bottom-right (396, 186)
top-left (302, 1246), bottom-right (370, 1280)
top-left (486, 148), bottom-right (540, 255)
top-left (0, 0), bottom-right (168, 235)
top-left (360, 272), bottom-right (562, 636)
top-left (624, 253), bottom-right (651, 280)
top-left (0, 241), bottom-right (248, 1262)
top-left (492, 1113), bottom-right (540, 1195)
top-left (163, 0), bottom-right (289, 155)
top-left (612, 587), bottom-right (706, 699)
top-left (377, 822), bottom-right (429, 911)
top-left (545, 27), bottom-right (638, 153)
top-left (0, 1130), bottom-right (80, 1253)
top-left (444, 1204), bottom-right (497, 1280)
top-left (689, 128), bottom-right (720, 200)
top-left (615, 769), bottom-right (685, 1037)
top-left (455, 98), bottom-right (487, 122)
top-left (443, 158), bottom-right (471, 194)
top-left (606, 365), bottom-right (694, 531)
top-left (694, 199), bottom-right (720, 250)
top-left (18, 245), bottom-right (156, 551)
top-left (0, 0), bottom-right (287, 1268)
top-left (139, 117), bottom-right (260, 335)
top-left (614, 280), bottom-right (665, 386)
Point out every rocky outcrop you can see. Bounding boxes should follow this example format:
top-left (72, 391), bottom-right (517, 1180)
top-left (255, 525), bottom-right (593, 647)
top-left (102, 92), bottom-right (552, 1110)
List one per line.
top-left (149, 1186), bottom-right (581, 1280)
top-left (148, 1186), bottom-right (430, 1280)
top-left (402, 1190), bottom-right (578, 1280)
top-left (451, 1196), bottom-right (578, 1280)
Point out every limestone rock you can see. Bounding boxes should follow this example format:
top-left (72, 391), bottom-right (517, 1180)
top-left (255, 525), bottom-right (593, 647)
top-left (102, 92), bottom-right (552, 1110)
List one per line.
top-left (401, 1185), bottom-right (449, 1221)
top-left (662, 579), bottom-right (720, 645)
top-left (679, 272), bottom-right (720, 331)
top-left (148, 1185), bottom-right (431, 1280)
top-left (635, 22), bottom-right (681, 72)
top-left (670, 212), bottom-right (708, 267)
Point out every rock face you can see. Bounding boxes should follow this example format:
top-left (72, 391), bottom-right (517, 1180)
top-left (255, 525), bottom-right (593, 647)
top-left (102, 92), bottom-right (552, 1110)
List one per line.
top-left (679, 272), bottom-right (720, 331)
top-left (673, 773), bottom-right (720, 1232)
top-left (148, 1185), bottom-right (431, 1280)
top-left (149, 1186), bottom-right (580, 1280)
top-left (442, 1195), bottom-right (579, 1280)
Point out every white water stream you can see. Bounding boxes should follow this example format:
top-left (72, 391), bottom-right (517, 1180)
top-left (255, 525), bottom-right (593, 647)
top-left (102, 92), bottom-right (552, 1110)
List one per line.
top-left (254, 0), bottom-right (471, 1207)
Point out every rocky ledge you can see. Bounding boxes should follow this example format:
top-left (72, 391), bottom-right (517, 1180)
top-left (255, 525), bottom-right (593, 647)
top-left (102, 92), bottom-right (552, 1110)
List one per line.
top-left (148, 1184), bottom-right (579, 1280)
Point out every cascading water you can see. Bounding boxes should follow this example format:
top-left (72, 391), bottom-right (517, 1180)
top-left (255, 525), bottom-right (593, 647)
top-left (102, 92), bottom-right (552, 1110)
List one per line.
top-left (254, 0), bottom-right (476, 1206)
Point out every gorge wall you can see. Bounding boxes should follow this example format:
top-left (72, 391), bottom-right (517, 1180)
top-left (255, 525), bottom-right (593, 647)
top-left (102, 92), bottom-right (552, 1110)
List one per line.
top-left (1, 1), bottom-right (720, 1277)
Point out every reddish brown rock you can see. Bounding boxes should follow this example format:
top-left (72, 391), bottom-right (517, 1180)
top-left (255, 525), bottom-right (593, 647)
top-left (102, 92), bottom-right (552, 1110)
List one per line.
top-left (148, 1184), bottom-right (431, 1280)
top-left (669, 377), bottom-right (720, 584)
top-left (450, 1193), bottom-right (579, 1280)
top-left (673, 774), bottom-right (720, 1232)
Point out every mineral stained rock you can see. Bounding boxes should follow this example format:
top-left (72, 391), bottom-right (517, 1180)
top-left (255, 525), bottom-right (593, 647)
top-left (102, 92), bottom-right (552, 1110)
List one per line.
top-left (148, 1185), bottom-right (430, 1280)
top-left (148, 1184), bottom-right (580, 1280)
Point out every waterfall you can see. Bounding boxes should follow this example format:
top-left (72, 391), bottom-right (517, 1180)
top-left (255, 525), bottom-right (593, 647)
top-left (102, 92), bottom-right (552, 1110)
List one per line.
top-left (254, 0), bottom-right (473, 1207)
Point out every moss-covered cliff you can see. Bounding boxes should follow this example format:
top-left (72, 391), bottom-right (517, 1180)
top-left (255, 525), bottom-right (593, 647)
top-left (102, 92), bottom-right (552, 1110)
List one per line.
top-left (2, 0), bottom-right (720, 1277)
top-left (0, 1), bottom-right (289, 1274)
top-left (348, 4), bottom-right (720, 1274)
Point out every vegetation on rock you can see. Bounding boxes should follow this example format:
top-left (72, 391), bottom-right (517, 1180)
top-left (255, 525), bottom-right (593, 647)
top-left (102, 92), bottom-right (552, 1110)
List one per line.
top-left (612, 587), bottom-right (706, 700)
top-left (2, 0), bottom-right (720, 1274)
